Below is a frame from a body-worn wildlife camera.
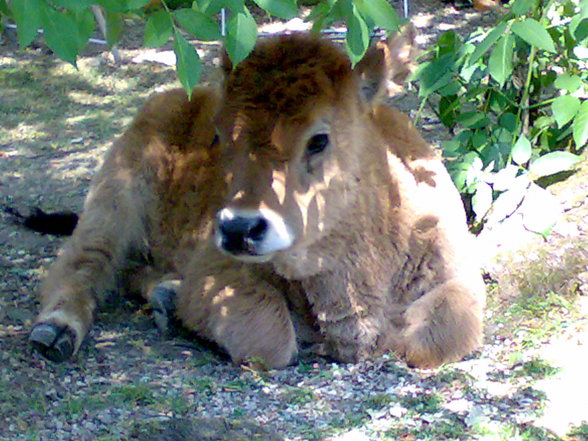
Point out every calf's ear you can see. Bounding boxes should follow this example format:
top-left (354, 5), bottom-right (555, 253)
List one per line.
top-left (354, 23), bottom-right (418, 105)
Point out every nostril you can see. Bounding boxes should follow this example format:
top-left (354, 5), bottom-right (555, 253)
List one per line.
top-left (217, 214), bottom-right (268, 254)
top-left (247, 217), bottom-right (268, 242)
top-left (218, 216), bottom-right (248, 237)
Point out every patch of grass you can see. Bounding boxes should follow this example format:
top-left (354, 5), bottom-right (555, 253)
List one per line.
top-left (153, 390), bottom-right (192, 416)
top-left (488, 244), bottom-right (587, 349)
top-left (567, 422), bottom-right (588, 440)
top-left (384, 418), bottom-right (469, 441)
top-left (221, 378), bottom-right (254, 392)
top-left (283, 386), bottom-right (317, 406)
top-left (24, 430), bottom-right (42, 441)
top-left (187, 375), bottom-right (218, 396)
top-left (296, 426), bottom-right (326, 441)
top-left (296, 361), bottom-right (315, 374)
top-left (56, 396), bottom-right (89, 417)
top-left (513, 387), bottom-right (548, 416)
top-left (399, 393), bottom-right (443, 414)
top-left (364, 392), bottom-right (393, 410)
top-left (329, 411), bottom-right (368, 430)
top-left (0, 378), bottom-right (50, 415)
top-left (513, 358), bottom-right (561, 380)
top-left (0, 53), bottom-right (177, 159)
top-left (108, 382), bottom-right (156, 407)
top-left (519, 425), bottom-right (561, 441)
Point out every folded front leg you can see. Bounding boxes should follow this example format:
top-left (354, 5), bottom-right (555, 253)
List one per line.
top-left (401, 278), bottom-right (485, 368)
top-left (176, 257), bottom-right (297, 369)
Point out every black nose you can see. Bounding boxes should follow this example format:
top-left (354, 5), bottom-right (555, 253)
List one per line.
top-left (218, 215), bottom-right (269, 254)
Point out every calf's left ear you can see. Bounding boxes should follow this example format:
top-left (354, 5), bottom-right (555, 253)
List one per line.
top-left (354, 23), bottom-right (418, 105)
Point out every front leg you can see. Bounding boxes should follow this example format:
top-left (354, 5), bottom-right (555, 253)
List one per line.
top-left (176, 255), bottom-right (298, 369)
top-left (30, 158), bottom-right (152, 362)
top-left (401, 278), bottom-right (484, 368)
top-left (301, 271), bottom-right (389, 363)
top-left (30, 208), bottom-right (145, 362)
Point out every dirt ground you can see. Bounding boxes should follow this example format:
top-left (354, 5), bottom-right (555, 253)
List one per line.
top-left (1, 1), bottom-right (587, 440)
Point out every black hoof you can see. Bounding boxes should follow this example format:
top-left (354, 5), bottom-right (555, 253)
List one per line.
top-left (150, 285), bottom-right (177, 336)
top-left (29, 323), bottom-right (75, 362)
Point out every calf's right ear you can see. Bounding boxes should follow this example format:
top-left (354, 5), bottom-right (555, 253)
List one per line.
top-left (354, 23), bottom-right (418, 105)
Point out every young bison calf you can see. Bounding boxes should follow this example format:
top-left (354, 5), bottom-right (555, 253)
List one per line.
top-left (30, 26), bottom-right (485, 369)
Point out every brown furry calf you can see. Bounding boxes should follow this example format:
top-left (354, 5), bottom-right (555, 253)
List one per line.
top-left (30, 26), bottom-right (485, 369)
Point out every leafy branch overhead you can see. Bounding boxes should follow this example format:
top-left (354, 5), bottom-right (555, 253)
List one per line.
top-left (2, 0), bottom-right (400, 95)
top-left (2, 0), bottom-right (586, 237)
top-left (411, 0), bottom-right (588, 235)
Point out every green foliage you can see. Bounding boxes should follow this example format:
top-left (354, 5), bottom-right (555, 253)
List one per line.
top-left (412, 0), bottom-right (587, 233)
top-left (308, 0), bottom-right (400, 65)
top-left (3, 0), bottom-right (400, 97)
top-left (513, 358), bottom-right (560, 379)
top-left (224, 6), bottom-right (258, 65)
top-left (109, 382), bottom-right (156, 406)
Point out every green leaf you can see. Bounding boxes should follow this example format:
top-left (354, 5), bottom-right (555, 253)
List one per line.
top-left (581, 0), bottom-right (588, 19)
top-left (72, 9), bottom-right (96, 51)
top-left (551, 95), bottom-right (581, 128)
top-left (529, 151), bottom-right (581, 178)
top-left (41, 6), bottom-right (80, 66)
top-left (573, 100), bottom-right (588, 148)
top-left (355, 0), bottom-right (400, 32)
top-left (97, 0), bottom-right (130, 13)
top-left (219, 0), bottom-right (246, 12)
top-left (437, 31), bottom-right (460, 56)
top-left (144, 10), bottom-right (173, 47)
top-left (414, 53), bottom-right (455, 97)
top-left (488, 34), bottom-right (513, 87)
top-left (437, 81), bottom-right (461, 97)
top-left (439, 95), bottom-right (459, 127)
top-left (511, 0), bottom-right (536, 16)
top-left (456, 111), bottom-right (490, 129)
top-left (472, 181), bottom-right (493, 221)
top-left (308, 1), bottom-right (336, 33)
top-left (0, 0), bottom-right (9, 15)
top-left (224, 7), bottom-right (257, 66)
top-left (499, 112), bottom-right (517, 131)
top-left (195, 0), bottom-right (223, 15)
top-left (446, 151), bottom-right (479, 191)
top-left (472, 131), bottom-right (488, 150)
top-left (252, 0), bottom-right (297, 19)
top-left (104, 10), bottom-right (123, 48)
top-left (511, 18), bottom-right (556, 52)
top-left (468, 22), bottom-right (507, 66)
top-left (10, 0), bottom-right (44, 48)
top-left (51, 0), bottom-right (92, 10)
top-left (174, 8), bottom-right (221, 41)
top-left (174, 30), bottom-right (202, 98)
top-left (345, 4), bottom-right (369, 66)
top-left (127, 0), bottom-right (152, 8)
top-left (511, 135), bottom-right (532, 165)
top-left (554, 74), bottom-right (582, 93)
top-left (572, 17), bottom-right (588, 42)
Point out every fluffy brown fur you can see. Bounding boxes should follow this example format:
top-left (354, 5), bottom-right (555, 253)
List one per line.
top-left (31, 27), bottom-right (485, 368)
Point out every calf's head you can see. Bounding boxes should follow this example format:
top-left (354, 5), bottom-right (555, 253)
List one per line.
top-left (214, 26), bottom-right (417, 264)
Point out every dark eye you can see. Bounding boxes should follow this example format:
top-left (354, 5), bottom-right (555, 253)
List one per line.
top-left (306, 134), bottom-right (329, 155)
